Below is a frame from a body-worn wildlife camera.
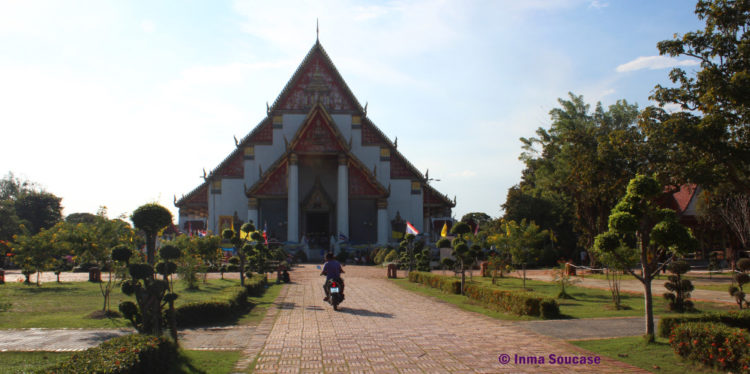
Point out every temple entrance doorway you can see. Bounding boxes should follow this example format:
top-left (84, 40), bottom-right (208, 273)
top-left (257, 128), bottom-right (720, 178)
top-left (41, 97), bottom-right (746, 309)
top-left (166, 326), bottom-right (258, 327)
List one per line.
top-left (305, 211), bottom-right (330, 250)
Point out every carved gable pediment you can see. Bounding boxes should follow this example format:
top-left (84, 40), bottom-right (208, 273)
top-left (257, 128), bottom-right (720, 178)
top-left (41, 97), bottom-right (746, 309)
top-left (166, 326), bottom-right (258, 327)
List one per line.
top-left (274, 46), bottom-right (358, 112)
top-left (290, 105), bottom-right (348, 154)
top-left (249, 159), bottom-right (288, 197)
top-left (302, 178), bottom-right (334, 211)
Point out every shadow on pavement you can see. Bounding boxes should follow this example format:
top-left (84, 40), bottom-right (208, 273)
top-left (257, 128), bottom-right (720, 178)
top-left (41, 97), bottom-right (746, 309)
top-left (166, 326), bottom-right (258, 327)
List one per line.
top-left (277, 302), bottom-right (297, 310)
top-left (337, 307), bottom-right (393, 318)
top-left (81, 332), bottom-right (126, 343)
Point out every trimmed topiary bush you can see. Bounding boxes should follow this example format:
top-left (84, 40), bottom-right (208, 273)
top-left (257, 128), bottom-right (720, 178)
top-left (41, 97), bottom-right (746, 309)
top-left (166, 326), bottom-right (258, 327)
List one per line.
top-left (663, 260), bottom-right (694, 312)
top-left (383, 249), bottom-right (398, 263)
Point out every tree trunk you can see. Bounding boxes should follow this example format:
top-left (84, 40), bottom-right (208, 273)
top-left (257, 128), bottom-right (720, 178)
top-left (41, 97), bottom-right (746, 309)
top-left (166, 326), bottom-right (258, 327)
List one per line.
top-left (643, 275), bottom-right (655, 341)
top-left (522, 263), bottom-right (526, 290)
top-left (239, 249), bottom-right (246, 287)
top-left (147, 233), bottom-right (155, 265)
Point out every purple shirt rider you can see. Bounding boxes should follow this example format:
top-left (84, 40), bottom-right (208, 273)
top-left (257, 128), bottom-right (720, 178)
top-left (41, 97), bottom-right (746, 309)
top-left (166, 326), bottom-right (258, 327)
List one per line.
top-left (322, 259), bottom-right (343, 281)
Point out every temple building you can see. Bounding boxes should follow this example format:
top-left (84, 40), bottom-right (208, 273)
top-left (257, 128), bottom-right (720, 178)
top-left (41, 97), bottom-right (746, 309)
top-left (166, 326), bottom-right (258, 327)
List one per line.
top-left (175, 39), bottom-right (454, 257)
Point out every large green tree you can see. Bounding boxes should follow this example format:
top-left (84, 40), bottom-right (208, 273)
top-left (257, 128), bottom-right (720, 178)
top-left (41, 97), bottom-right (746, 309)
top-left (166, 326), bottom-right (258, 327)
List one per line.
top-left (131, 203), bottom-right (172, 265)
top-left (593, 175), bottom-right (697, 341)
top-left (14, 191), bottom-right (63, 234)
top-left (644, 0), bottom-right (750, 192)
top-left (510, 94), bottom-right (645, 260)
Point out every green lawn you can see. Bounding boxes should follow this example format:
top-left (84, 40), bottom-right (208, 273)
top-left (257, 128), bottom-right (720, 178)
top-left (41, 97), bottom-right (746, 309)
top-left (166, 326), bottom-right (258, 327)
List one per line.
top-left (575, 272), bottom-right (734, 282)
top-left (0, 349), bottom-right (242, 374)
top-left (237, 283), bottom-right (282, 325)
top-left (571, 336), bottom-right (721, 374)
top-left (0, 278), bottom-right (255, 328)
top-left (394, 275), bottom-right (734, 320)
top-left (0, 351), bottom-right (72, 374)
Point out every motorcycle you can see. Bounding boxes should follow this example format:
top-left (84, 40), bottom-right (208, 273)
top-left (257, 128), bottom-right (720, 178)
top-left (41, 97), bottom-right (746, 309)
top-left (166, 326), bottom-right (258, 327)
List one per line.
top-left (325, 277), bottom-right (344, 311)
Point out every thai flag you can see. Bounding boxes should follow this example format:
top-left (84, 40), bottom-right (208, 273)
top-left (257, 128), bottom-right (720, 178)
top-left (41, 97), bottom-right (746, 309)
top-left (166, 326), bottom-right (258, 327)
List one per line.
top-left (198, 230), bottom-right (207, 237)
top-left (406, 221), bottom-right (419, 235)
top-left (263, 222), bottom-right (268, 245)
top-left (338, 232), bottom-right (349, 242)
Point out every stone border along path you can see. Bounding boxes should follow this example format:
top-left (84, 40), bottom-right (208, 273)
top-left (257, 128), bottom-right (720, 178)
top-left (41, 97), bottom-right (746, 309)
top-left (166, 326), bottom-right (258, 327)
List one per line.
top-left (237, 265), bottom-right (646, 373)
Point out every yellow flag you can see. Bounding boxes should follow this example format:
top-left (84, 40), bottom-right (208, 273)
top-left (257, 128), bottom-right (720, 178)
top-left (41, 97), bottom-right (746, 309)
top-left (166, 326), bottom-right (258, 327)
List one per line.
top-left (240, 230), bottom-right (248, 240)
top-left (440, 223), bottom-right (448, 237)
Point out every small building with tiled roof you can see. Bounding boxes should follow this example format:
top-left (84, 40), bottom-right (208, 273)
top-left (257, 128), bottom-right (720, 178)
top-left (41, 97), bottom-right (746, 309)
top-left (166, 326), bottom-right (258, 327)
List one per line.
top-left (175, 40), bottom-right (453, 258)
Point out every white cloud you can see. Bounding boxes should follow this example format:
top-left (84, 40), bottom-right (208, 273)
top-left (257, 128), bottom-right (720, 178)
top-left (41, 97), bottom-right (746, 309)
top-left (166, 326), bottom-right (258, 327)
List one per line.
top-left (616, 55), bottom-right (699, 73)
top-left (589, 0), bottom-right (609, 9)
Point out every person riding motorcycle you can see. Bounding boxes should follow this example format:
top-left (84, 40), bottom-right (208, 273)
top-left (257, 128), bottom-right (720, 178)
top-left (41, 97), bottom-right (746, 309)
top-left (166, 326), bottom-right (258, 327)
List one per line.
top-left (321, 252), bottom-right (344, 302)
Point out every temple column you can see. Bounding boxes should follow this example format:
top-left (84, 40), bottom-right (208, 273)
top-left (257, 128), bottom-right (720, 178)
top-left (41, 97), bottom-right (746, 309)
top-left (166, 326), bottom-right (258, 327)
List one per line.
top-left (337, 154), bottom-right (349, 244)
top-left (377, 198), bottom-right (388, 245)
top-left (247, 197), bottom-right (259, 229)
top-left (287, 153), bottom-right (299, 242)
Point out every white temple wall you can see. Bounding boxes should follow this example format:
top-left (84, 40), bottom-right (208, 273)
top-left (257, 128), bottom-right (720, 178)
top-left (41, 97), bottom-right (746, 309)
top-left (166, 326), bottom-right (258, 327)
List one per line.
top-left (282, 114), bottom-right (306, 139)
top-left (207, 179), bottom-right (247, 233)
top-left (331, 114), bottom-right (351, 140)
top-left (388, 179), bottom-right (424, 233)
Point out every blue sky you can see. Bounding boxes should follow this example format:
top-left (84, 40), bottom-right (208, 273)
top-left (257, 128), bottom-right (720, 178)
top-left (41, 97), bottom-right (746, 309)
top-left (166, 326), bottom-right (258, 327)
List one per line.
top-left (0, 0), bottom-right (703, 222)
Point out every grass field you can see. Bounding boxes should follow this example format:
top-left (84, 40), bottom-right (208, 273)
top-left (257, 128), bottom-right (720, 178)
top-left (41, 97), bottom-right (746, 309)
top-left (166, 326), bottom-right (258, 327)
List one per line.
top-left (574, 271), bottom-right (734, 282)
top-left (237, 282), bottom-right (282, 325)
top-left (393, 275), bottom-right (734, 320)
top-left (0, 278), bottom-right (259, 328)
top-left (571, 271), bottom-right (737, 293)
top-left (571, 336), bottom-right (720, 374)
top-left (0, 349), bottom-right (242, 374)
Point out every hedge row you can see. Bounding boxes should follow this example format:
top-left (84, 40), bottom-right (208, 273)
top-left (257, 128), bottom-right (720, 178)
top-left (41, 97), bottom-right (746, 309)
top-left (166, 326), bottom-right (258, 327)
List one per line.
top-left (408, 271), bottom-right (461, 294)
top-left (38, 334), bottom-right (177, 374)
top-left (464, 283), bottom-right (560, 319)
top-left (669, 322), bottom-right (750, 373)
top-left (658, 310), bottom-right (750, 338)
top-left (407, 271), bottom-right (560, 319)
top-left (175, 274), bottom-right (267, 327)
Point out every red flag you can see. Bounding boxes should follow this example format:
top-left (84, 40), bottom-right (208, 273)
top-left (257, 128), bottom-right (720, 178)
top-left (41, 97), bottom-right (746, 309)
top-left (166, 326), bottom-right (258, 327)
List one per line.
top-left (263, 222), bottom-right (268, 245)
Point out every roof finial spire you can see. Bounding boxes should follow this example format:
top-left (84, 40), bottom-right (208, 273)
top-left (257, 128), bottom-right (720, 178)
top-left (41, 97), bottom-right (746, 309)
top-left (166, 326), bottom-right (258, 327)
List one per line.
top-left (316, 18), bottom-right (319, 43)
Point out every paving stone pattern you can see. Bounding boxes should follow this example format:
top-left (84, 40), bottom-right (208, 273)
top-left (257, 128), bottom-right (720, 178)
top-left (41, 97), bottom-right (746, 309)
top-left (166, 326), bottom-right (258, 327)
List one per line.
top-left (242, 265), bottom-right (646, 373)
top-left (0, 328), bottom-right (133, 352)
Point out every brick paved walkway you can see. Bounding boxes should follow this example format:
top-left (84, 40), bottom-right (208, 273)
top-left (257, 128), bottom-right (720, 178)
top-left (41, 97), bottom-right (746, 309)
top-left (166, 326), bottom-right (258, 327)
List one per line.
top-left (240, 265), bottom-right (646, 373)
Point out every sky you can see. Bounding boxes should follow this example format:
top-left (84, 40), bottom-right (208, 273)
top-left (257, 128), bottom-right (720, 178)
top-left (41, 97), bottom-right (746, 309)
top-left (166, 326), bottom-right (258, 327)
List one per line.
top-left (0, 0), bottom-right (705, 222)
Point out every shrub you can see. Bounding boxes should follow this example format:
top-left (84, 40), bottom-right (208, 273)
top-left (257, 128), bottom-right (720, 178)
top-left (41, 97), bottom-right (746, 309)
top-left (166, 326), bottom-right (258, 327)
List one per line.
top-left (174, 274), bottom-right (267, 327)
top-left (373, 249), bottom-right (386, 265)
top-left (730, 258), bottom-right (750, 309)
top-left (408, 271), bottom-right (462, 294)
top-left (336, 250), bottom-right (349, 263)
top-left (383, 249), bottom-right (398, 263)
top-left (658, 310), bottom-right (750, 338)
top-left (669, 322), bottom-right (750, 373)
top-left (407, 271), bottom-right (560, 318)
top-left (293, 249), bottom-right (308, 263)
top-left (464, 283), bottom-right (559, 318)
top-left (38, 334), bottom-right (177, 374)
top-left (663, 260), bottom-right (694, 312)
